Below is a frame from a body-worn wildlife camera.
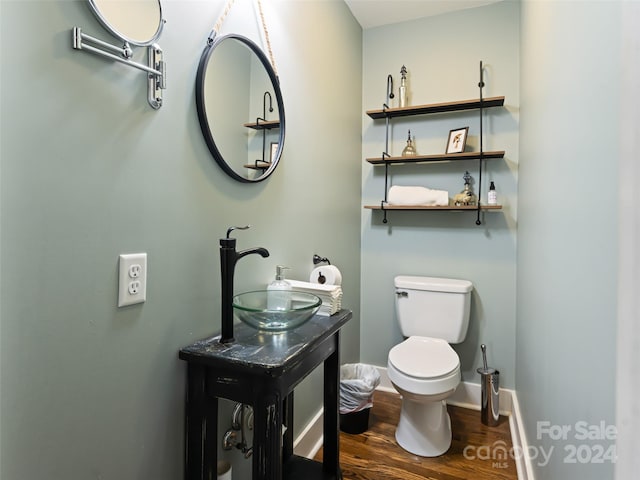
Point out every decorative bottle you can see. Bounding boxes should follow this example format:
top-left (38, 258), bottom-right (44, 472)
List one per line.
top-left (398, 65), bottom-right (408, 108)
top-left (488, 181), bottom-right (498, 205)
top-left (401, 130), bottom-right (416, 157)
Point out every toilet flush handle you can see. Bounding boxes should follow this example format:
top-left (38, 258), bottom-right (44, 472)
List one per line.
top-left (396, 290), bottom-right (408, 297)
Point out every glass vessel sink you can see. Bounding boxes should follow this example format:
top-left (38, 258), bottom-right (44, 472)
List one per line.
top-left (232, 290), bottom-right (322, 331)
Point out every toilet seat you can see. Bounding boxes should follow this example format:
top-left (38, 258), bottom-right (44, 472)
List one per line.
top-left (389, 336), bottom-right (459, 379)
top-left (387, 336), bottom-right (461, 396)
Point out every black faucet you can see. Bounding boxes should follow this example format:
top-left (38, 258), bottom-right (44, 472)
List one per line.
top-left (219, 226), bottom-right (270, 343)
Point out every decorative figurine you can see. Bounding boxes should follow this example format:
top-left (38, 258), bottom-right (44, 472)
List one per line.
top-left (401, 129), bottom-right (416, 157)
top-left (453, 171), bottom-right (477, 206)
top-left (399, 65), bottom-right (408, 108)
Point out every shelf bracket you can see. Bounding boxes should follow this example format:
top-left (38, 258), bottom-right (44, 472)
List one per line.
top-left (72, 27), bottom-right (166, 109)
top-left (382, 93), bottom-right (392, 225)
top-left (258, 91), bottom-right (274, 164)
top-left (476, 60), bottom-right (485, 226)
top-left (380, 201), bottom-right (388, 224)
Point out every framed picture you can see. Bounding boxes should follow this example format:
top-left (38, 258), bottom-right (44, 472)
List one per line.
top-left (270, 142), bottom-right (279, 163)
top-left (445, 127), bottom-right (469, 154)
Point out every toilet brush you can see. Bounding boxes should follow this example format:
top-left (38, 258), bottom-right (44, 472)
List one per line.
top-left (481, 344), bottom-right (491, 372)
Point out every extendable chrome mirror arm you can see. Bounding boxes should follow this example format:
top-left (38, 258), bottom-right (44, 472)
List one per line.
top-left (71, 27), bottom-right (166, 109)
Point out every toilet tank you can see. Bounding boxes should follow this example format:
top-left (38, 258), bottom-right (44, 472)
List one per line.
top-left (394, 275), bottom-right (473, 344)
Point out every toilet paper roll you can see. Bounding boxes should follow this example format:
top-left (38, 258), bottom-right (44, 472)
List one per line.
top-left (310, 265), bottom-right (342, 286)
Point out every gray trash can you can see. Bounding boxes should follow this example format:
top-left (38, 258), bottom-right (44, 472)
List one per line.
top-left (339, 364), bottom-right (380, 434)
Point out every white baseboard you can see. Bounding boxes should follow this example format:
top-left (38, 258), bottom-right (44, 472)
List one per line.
top-left (509, 390), bottom-right (536, 480)
top-left (293, 365), bottom-right (534, 480)
top-left (293, 407), bottom-right (325, 459)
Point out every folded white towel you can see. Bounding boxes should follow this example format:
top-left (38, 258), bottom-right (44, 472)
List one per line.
top-left (288, 280), bottom-right (342, 297)
top-left (387, 185), bottom-right (449, 206)
top-left (288, 280), bottom-right (342, 316)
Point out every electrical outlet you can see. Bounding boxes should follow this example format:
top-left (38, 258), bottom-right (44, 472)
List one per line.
top-left (128, 280), bottom-right (142, 295)
top-left (128, 264), bottom-right (142, 278)
top-left (118, 253), bottom-right (147, 307)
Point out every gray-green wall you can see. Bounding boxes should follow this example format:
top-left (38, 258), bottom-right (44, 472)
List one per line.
top-left (0, 1), bottom-right (362, 478)
top-left (361, 1), bottom-right (520, 389)
top-left (517, 1), bottom-right (619, 478)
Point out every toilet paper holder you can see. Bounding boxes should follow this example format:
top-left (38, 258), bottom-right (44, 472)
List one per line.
top-left (313, 254), bottom-right (331, 265)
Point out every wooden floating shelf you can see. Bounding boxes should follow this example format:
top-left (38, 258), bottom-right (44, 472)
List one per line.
top-left (243, 161), bottom-right (271, 170)
top-left (364, 204), bottom-right (502, 211)
top-left (366, 96), bottom-right (505, 119)
top-left (243, 120), bottom-right (280, 130)
top-left (366, 150), bottom-right (505, 165)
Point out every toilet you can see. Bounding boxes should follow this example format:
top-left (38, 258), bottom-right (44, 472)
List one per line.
top-left (387, 275), bottom-right (473, 457)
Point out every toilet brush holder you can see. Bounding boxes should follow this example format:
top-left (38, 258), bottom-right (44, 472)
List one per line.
top-left (477, 368), bottom-right (500, 426)
top-left (477, 344), bottom-right (499, 426)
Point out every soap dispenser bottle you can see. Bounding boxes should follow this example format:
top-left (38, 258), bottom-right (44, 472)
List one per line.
top-left (267, 265), bottom-right (292, 310)
top-left (488, 181), bottom-right (498, 205)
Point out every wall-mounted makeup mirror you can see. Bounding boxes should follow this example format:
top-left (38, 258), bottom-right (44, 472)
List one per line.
top-left (196, 34), bottom-right (286, 183)
top-left (88, 0), bottom-right (164, 46)
top-left (72, 0), bottom-right (166, 109)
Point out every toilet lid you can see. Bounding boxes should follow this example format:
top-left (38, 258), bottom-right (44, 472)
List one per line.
top-left (389, 336), bottom-right (459, 379)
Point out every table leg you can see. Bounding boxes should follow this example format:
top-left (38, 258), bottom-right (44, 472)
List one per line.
top-left (283, 392), bottom-right (294, 461)
top-left (186, 364), bottom-right (218, 480)
top-left (323, 332), bottom-right (341, 477)
top-left (252, 392), bottom-right (283, 480)
top-left (203, 394), bottom-right (218, 480)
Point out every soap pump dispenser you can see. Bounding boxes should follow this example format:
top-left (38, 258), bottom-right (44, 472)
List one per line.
top-left (267, 265), bottom-right (292, 310)
top-left (488, 181), bottom-right (498, 205)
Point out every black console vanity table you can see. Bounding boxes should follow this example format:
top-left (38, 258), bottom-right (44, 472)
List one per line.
top-left (179, 309), bottom-right (352, 480)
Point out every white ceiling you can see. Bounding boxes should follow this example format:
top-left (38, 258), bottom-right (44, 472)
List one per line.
top-left (344, 0), bottom-right (503, 29)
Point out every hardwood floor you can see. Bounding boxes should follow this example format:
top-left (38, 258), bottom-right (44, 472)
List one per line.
top-left (315, 390), bottom-right (518, 480)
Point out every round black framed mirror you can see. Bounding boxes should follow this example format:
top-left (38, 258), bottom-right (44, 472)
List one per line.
top-left (195, 34), bottom-right (286, 183)
top-left (88, 0), bottom-right (164, 46)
